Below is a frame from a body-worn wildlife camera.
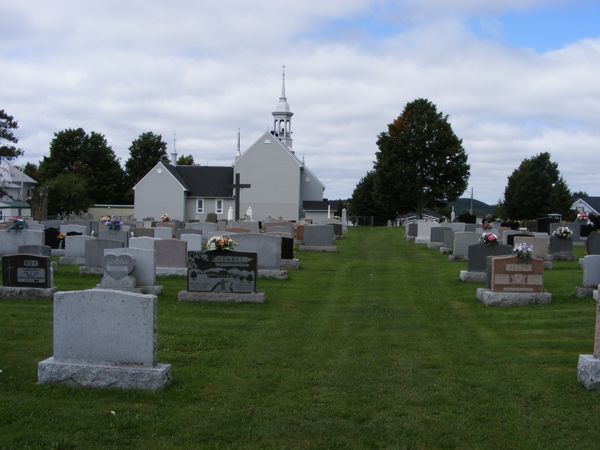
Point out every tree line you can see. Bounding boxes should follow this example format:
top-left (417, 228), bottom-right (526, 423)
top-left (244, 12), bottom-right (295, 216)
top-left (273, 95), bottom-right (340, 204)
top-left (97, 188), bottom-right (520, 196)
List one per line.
top-left (351, 98), bottom-right (575, 221)
top-left (1, 109), bottom-right (195, 217)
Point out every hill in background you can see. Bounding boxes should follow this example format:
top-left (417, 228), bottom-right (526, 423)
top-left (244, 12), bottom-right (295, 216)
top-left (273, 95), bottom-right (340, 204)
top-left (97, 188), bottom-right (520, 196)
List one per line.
top-left (449, 198), bottom-right (495, 217)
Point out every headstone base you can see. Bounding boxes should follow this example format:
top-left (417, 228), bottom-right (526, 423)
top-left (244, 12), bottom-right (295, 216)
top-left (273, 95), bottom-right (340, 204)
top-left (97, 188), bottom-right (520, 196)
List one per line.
top-left (552, 253), bottom-right (575, 261)
top-left (59, 256), bottom-right (85, 265)
top-left (38, 357), bottom-right (171, 391)
top-left (576, 287), bottom-right (595, 298)
top-left (427, 241), bottom-right (443, 250)
top-left (79, 266), bottom-right (103, 275)
top-left (459, 271), bottom-right (486, 283)
top-left (405, 236), bottom-right (416, 242)
top-left (439, 247), bottom-right (452, 255)
top-left (178, 291), bottom-right (265, 303)
top-left (258, 269), bottom-right (288, 280)
top-left (280, 258), bottom-right (300, 270)
top-left (95, 284), bottom-right (164, 296)
top-left (0, 286), bottom-right (57, 300)
top-left (577, 355), bottom-right (600, 389)
top-left (99, 275), bottom-right (137, 289)
top-left (51, 249), bottom-right (65, 256)
top-left (156, 267), bottom-right (187, 277)
top-left (299, 245), bottom-right (337, 252)
top-left (414, 238), bottom-right (429, 245)
top-left (476, 288), bottom-right (552, 307)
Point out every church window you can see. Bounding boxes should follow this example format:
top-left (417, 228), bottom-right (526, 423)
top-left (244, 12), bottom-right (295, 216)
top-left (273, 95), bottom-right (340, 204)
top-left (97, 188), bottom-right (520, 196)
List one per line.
top-left (215, 199), bottom-right (223, 214)
top-left (196, 199), bottom-right (204, 213)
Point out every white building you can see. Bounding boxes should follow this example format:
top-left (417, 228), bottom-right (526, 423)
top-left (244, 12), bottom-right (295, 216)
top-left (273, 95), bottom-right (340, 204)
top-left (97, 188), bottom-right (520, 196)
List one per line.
top-left (0, 163), bottom-right (36, 221)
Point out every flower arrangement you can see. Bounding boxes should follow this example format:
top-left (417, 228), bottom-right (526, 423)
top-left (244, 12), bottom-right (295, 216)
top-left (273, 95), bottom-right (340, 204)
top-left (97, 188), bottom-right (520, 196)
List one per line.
top-left (513, 242), bottom-right (533, 261)
top-left (104, 216), bottom-right (123, 231)
top-left (8, 216), bottom-right (28, 231)
top-left (57, 232), bottom-right (66, 240)
top-left (206, 235), bottom-right (236, 251)
top-left (577, 211), bottom-right (589, 223)
top-left (552, 226), bottom-right (573, 240)
top-left (481, 222), bottom-right (491, 230)
top-left (100, 215), bottom-right (111, 221)
top-left (160, 213), bottom-right (171, 222)
top-left (480, 232), bottom-right (498, 245)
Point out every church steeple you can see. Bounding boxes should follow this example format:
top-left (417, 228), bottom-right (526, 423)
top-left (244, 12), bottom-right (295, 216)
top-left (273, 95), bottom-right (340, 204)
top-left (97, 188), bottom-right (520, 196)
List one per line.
top-left (272, 65), bottom-right (293, 149)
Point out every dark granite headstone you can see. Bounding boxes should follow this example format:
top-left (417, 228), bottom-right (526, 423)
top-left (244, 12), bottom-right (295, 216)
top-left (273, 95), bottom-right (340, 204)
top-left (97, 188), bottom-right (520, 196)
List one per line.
top-left (281, 237), bottom-right (294, 260)
top-left (537, 217), bottom-right (559, 234)
top-left (66, 231), bottom-right (82, 237)
top-left (443, 229), bottom-right (455, 249)
top-left (2, 254), bottom-right (51, 288)
top-left (17, 245), bottom-right (51, 257)
top-left (187, 250), bottom-right (257, 293)
top-left (430, 227), bottom-right (451, 243)
top-left (407, 223), bottom-right (418, 237)
top-left (506, 232), bottom-right (534, 247)
top-left (44, 227), bottom-right (61, 249)
top-left (206, 213), bottom-right (218, 223)
top-left (549, 222), bottom-right (580, 241)
top-left (467, 242), bottom-right (513, 272)
top-left (587, 232), bottom-right (600, 255)
top-left (549, 236), bottom-right (573, 257)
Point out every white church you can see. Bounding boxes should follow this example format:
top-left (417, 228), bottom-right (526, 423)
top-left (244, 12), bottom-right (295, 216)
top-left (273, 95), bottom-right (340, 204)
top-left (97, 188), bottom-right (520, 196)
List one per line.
top-left (133, 72), bottom-right (329, 223)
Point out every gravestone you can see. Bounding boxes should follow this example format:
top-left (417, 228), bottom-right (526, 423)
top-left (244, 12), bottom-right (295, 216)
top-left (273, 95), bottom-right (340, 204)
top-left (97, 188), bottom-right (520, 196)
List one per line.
top-left (186, 222), bottom-right (217, 234)
top-left (98, 228), bottom-right (129, 247)
top-left (281, 236), bottom-right (294, 260)
top-left (428, 226), bottom-right (451, 250)
top-left (60, 235), bottom-right (94, 265)
top-left (447, 222), bottom-right (466, 232)
top-left (440, 229), bottom-right (455, 254)
top-left (576, 256), bottom-right (600, 298)
top-left (0, 229), bottom-right (45, 255)
top-left (577, 294), bottom-right (600, 389)
top-left (549, 235), bottom-right (574, 260)
top-left (99, 253), bottom-right (136, 289)
top-left (476, 255), bottom-right (551, 306)
top-left (229, 221), bottom-right (260, 233)
top-left (550, 222), bottom-right (580, 241)
top-left (587, 232), bottom-right (600, 255)
top-left (38, 289), bottom-right (171, 390)
top-left (450, 232), bottom-right (480, 261)
top-left (464, 224), bottom-right (477, 232)
top-left (174, 228), bottom-right (203, 239)
top-left (44, 227), bottom-right (62, 249)
top-left (81, 239), bottom-right (124, 273)
top-left (301, 225), bottom-right (336, 252)
top-left (154, 226), bottom-right (173, 239)
top-left (178, 250), bottom-right (264, 303)
top-left (155, 239), bottom-right (187, 276)
top-left (206, 212), bottom-right (218, 223)
top-left (415, 222), bottom-right (439, 245)
top-left (295, 224), bottom-right (304, 241)
top-left (129, 236), bottom-right (158, 251)
top-left (133, 228), bottom-right (155, 238)
top-left (231, 233), bottom-right (286, 279)
top-left (18, 245), bottom-right (51, 257)
top-left (97, 248), bottom-right (161, 295)
top-left (406, 223), bottom-right (418, 241)
top-left (0, 254), bottom-right (55, 299)
top-left (504, 231), bottom-right (534, 246)
top-left (459, 242), bottom-right (512, 282)
top-left (180, 234), bottom-right (203, 252)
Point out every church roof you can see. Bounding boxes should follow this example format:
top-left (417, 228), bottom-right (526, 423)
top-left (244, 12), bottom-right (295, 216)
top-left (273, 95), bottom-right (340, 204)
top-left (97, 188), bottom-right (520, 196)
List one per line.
top-left (165, 165), bottom-right (234, 198)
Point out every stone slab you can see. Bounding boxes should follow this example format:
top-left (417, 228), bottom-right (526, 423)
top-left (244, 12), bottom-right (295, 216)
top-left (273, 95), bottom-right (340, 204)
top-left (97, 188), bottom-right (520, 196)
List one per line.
top-left (58, 256), bottom-right (86, 266)
top-left (299, 245), bottom-right (337, 252)
top-left (178, 291), bottom-right (265, 303)
top-left (156, 267), bottom-right (187, 277)
top-left (280, 258), bottom-right (300, 270)
top-left (577, 355), bottom-right (600, 390)
top-left (476, 288), bottom-right (551, 306)
top-left (79, 266), bottom-right (104, 275)
top-left (0, 286), bottom-right (57, 300)
top-left (38, 357), bottom-right (171, 391)
top-left (459, 271), bottom-right (486, 283)
top-left (575, 287), bottom-right (595, 298)
top-left (258, 269), bottom-right (288, 280)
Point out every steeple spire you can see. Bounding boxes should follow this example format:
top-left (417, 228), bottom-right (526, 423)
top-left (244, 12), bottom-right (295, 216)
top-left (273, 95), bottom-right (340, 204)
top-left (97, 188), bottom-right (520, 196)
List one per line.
top-left (272, 65), bottom-right (294, 149)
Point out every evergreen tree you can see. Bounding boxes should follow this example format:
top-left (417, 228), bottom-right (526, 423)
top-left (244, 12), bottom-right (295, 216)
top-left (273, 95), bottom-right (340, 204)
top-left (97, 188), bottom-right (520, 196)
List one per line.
top-left (176, 154), bottom-right (194, 165)
top-left (124, 132), bottom-right (169, 186)
top-left (350, 171), bottom-right (386, 218)
top-left (0, 109), bottom-right (24, 160)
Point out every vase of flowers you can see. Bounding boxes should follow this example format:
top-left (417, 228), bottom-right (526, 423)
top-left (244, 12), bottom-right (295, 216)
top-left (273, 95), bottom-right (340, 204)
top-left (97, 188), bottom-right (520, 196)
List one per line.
top-left (552, 226), bottom-right (573, 240)
top-left (206, 236), bottom-right (236, 251)
top-left (577, 211), bottom-right (589, 223)
top-left (481, 222), bottom-right (491, 230)
top-left (160, 213), bottom-right (171, 223)
top-left (480, 232), bottom-right (498, 246)
top-left (8, 216), bottom-right (28, 232)
top-left (104, 216), bottom-right (123, 231)
top-left (513, 242), bottom-right (533, 261)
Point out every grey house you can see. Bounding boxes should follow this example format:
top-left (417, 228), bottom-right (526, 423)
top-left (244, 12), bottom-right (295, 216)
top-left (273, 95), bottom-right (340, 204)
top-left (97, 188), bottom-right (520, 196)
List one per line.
top-left (0, 163), bottom-right (36, 221)
top-left (134, 73), bottom-right (327, 222)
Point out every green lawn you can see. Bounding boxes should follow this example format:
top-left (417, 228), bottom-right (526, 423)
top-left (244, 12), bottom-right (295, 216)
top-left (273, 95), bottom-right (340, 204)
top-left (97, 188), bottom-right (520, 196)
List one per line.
top-left (1, 228), bottom-right (600, 449)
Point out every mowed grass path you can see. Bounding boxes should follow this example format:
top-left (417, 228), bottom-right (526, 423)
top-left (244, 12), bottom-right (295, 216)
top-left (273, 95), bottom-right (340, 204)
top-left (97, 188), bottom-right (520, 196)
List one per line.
top-left (2, 227), bottom-right (600, 449)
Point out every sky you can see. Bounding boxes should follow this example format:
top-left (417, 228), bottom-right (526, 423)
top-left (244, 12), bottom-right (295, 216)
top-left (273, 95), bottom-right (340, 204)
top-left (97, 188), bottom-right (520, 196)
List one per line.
top-left (2, 0), bottom-right (600, 205)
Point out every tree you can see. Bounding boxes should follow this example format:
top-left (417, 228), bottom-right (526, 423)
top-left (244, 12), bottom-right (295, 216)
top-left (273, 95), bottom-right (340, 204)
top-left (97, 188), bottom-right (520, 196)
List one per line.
top-left (373, 98), bottom-right (470, 219)
top-left (37, 128), bottom-right (126, 207)
top-left (0, 109), bottom-right (24, 160)
top-left (22, 162), bottom-right (38, 180)
top-left (503, 152), bottom-right (572, 219)
top-left (124, 132), bottom-right (169, 186)
top-left (350, 171), bottom-right (387, 218)
top-left (177, 154), bottom-right (194, 165)
top-left (572, 190), bottom-right (588, 201)
top-left (46, 173), bottom-right (92, 218)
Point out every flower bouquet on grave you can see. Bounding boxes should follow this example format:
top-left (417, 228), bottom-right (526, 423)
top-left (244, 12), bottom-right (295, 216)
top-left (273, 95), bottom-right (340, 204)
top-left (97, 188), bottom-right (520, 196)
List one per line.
top-left (552, 226), bottom-right (573, 240)
top-left (104, 216), bottom-right (123, 231)
top-left (160, 213), bottom-right (171, 223)
top-left (100, 215), bottom-right (111, 222)
top-left (577, 211), bottom-right (589, 223)
top-left (205, 235), bottom-right (236, 251)
top-left (481, 221), bottom-right (492, 230)
top-left (513, 242), bottom-right (533, 261)
top-left (480, 232), bottom-right (498, 246)
top-left (8, 216), bottom-right (28, 232)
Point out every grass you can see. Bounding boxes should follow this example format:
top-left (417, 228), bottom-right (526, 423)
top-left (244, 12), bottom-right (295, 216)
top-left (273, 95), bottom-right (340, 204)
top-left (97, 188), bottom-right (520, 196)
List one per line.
top-left (1, 227), bottom-right (600, 449)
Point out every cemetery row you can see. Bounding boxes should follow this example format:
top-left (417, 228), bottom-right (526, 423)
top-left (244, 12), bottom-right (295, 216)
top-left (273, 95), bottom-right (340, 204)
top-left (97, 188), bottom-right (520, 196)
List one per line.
top-left (1, 215), bottom-right (347, 392)
top-left (403, 218), bottom-right (600, 390)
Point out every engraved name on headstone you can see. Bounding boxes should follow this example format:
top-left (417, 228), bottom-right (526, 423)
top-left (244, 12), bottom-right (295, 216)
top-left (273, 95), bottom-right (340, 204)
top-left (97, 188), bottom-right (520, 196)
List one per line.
top-left (2, 254), bottom-right (51, 288)
top-left (491, 255), bottom-right (544, 293)
top-left (187, 251), bottom-right (257, 293)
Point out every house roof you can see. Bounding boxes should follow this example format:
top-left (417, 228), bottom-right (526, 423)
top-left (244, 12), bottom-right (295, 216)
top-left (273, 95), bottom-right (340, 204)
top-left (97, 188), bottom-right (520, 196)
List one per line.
top-left (165, 165), bottom-right (234, 198)
top-left (574, 196), bottom-right (600, 214)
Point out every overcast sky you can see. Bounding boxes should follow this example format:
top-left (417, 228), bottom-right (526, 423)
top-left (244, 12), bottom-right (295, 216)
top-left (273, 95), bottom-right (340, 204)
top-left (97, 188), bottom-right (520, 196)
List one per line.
top-left (2, 0), bottom-right (600, 204)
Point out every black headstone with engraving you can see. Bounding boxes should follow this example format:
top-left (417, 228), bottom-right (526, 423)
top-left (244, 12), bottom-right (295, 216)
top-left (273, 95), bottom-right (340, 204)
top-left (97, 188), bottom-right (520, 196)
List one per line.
top-left (586, 232), bottom-right (600, 255)
top-left (44, 227), bottom-right (61, 249)
top-left (2, 254), bottom-right (52, 288)
top-left (281, 236), bottom-right (294, 260)
top-left (187, 250), bottom-right (257, 293)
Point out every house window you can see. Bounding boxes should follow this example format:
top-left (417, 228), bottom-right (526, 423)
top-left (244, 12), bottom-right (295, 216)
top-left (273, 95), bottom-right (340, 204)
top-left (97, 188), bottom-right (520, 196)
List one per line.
top-left (196, 199), bottom-right (204, 213)
top-left (215, 200), bottom-right (223, 214)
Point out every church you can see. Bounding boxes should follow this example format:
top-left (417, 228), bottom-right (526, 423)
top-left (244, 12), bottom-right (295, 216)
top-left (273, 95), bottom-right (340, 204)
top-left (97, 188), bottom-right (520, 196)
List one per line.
top-left (133, 72), bottom-right (328, 223)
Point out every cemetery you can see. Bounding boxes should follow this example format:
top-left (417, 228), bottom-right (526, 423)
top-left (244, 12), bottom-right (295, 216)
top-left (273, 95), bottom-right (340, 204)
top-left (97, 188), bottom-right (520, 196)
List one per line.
top-left (4, 224), bottom-right (600, 448)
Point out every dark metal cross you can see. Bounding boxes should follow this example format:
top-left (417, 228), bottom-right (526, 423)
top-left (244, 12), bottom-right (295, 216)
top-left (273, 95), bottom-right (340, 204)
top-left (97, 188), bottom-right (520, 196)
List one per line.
top-left (231, 173), bottom-right (251, 221)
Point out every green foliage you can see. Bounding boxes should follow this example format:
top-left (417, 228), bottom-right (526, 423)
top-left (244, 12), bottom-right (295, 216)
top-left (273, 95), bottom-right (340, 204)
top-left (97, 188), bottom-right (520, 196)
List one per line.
top-left (350, 171), bottom-right (386, 217)
top-left (37, 128), bottom-right (126, 207)
top-left (571, 190), bottom-right (588, 201)
top-left (46, 173), bottom-right (92, 218)
top-left (0, 109), bottom-right (24, 160)
top-left (503, 152), bottom-right (572, 219)
top-left (124, 131), bottom-right (169, 186)
top-left (373, 98), bottom-right (470, 219)
top-left (22, 162), bottom-right (38, 180)
top-left (176, 154), bottom-right (194, 165)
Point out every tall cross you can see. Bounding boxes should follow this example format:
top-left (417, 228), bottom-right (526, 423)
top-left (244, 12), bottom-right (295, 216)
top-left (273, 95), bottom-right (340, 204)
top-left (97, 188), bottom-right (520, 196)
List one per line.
top-left (231, 173), bottom-right (251, 221)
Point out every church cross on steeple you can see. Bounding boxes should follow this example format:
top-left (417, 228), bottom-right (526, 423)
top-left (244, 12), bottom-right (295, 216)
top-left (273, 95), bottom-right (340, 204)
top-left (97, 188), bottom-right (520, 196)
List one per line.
top-left (272, 65), bottom-right (294, 149)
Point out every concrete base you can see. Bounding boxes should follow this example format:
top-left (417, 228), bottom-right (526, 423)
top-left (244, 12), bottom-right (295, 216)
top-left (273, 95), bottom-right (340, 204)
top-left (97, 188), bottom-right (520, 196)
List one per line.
top-left (59, 256), bottom-right (85, 265)
top-left (439, 247), bottom-right (452, 255)
top-left (577, 355), bottom-right (600, 389)
top-left (414, 238), bottom-right (429, 245)
top-left (38, 357), bottom-right (171, 391)
top-left (575, 287), bottom-right (595, 299)
top-left (156, 267), bottom-right (187, 277)
top-left (280, 258), bottom-right (300, 270)
top-left (96, 284), bottom-right (164, 295)
top-left (476, 288), bottom-right (552, 307)
top-left (459, 271), bottom-right (486, 283)
top-left (178, 290), bottom-right (265, 303)
top-left (79, 266), bottom-right (103, 275)
top-left (299, 245), bottom-right (337, 252)
top-left (0, 286), bottom-right (57, 300)
top-left (427, 241), bottom-right (443, 250)
top-left (258, 269), bottom-right (288, 280)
